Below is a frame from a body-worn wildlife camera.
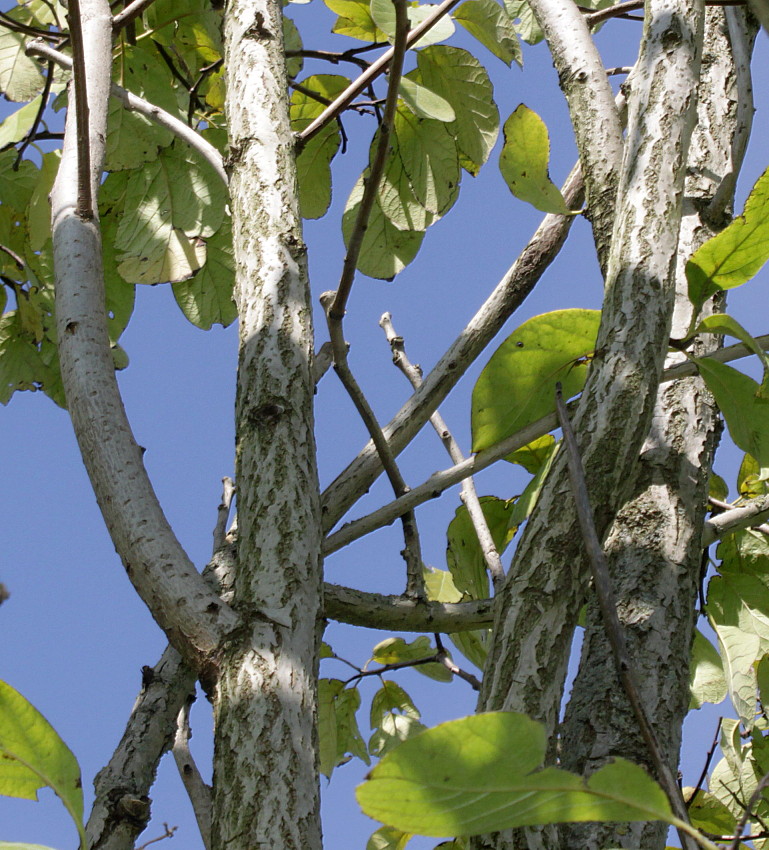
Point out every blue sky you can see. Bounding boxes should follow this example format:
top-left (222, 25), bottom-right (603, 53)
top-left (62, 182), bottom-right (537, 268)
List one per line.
top-left (1, 4), bottom-right (769, 849)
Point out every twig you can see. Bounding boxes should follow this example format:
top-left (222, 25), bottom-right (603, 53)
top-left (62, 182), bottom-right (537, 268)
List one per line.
top-left (0, 9), bottom-right (62, 40)
top-left (188, 58), bottom-right (223, 125)
top-left (285, 47), bottom-right (371, 70)
top-left (26, 41), bottom-right (228, 185)
top-left (14, 59), bottom-right (54, 168)
top-left (172, 698), bottom-right (212, 850)
top-left (298, 0), bottom-right (463, 144)
top-left (66, 0), bottom-right (93, 218)
top-left (136, 824), bottom-right (178, 850)
top-left (554, 383), bottom-right (698, 850)
top-left (701, 495), bottom-right (769, 547)
top-left (212, 477), bottom-right (236, 553)
top-left (729, 772), bottom-right (769, 850)
top-left (586, 0), bottom-right (746, 25)
top-left (434, 634), bottom-right (481, 690)
top-left (379, 312), bottom-right (505, 592)
top-left (686, 717), bottom-right (722, 806)
top-left (112, 0), bottom-right (161, 30)
top-left (0, 244), bottom-right (24, 269)
top-left (312, 341), bottom-right (334, 385)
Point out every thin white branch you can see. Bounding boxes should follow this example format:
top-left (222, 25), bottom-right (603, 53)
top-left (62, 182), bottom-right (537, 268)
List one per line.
top-left (49, 1), bottom-right (238, 666)
top-left (111, 0), bottom-right (160, 30)
top-left (702, 496), bottom-right (769, 547)
top-left (172, 699), bottom-right (212, 850)
top-left (26, 40), bottom-right (229, 185)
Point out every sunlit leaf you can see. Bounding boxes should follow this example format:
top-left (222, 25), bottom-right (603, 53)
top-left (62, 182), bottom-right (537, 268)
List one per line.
top-left (499, 105), bottom-right (576, 214)
top-left (472, 309), bottom-right (601, 452)
top-left (0, 96), bottom-right (42, 150)
top-left (399, 78), bottom-right (455, 122)
top-left (683, 789), bottom-right (736, 835)
top-left (370, 0), bottom-right (455, 46)
top-left (369, 713), bottom-right (428, 758)
top-left (505, 434), bottom-right (556, 473)
top-left (695, 313), bottom-right (769, 395)
top-left (454, 0), bottom-right (522, 67)
top-left (737, 453), bottom-right (769, 498)
top-left (687, 167), bottom-right (769, 311)
top-left (688, 628), bottom-right (727, 709)
top-left (371, 637), bottom-right (451, 681)
top-left (503, 0), bottom-right (543, 43)
top-left (284, 17), bottom-right (304, 78)
top-left (367, 826), bottom-right (412, 850)
top-left (422, 567), bottom-right (462, 603)
top-left (26, 152), bottom-right (59, 252)
top-left (0, 27), bottom-right (44, 102)
top-left (326, 0), bottom-right (388, 40)
top-left (370, 681), bottom-right (421, 728)
top-left (506, 442), bottom-right (558, 533)
top-left (357, 713), bottom-right (673, 836)
top-left (318, 679), bottom-right (369, 777)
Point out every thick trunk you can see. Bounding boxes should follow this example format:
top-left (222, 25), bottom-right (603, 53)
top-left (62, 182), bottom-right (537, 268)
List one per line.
top-left (213, 2), bottom-right (324, 849)
top-left (559, 9), bottom-right (755, 849)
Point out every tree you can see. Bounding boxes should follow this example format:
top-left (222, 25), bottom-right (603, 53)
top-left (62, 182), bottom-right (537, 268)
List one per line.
top-left (1, 0), bottom-right (769, 849)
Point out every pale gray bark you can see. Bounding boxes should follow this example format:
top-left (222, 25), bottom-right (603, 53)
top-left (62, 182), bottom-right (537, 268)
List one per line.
top-left (471, 0), bottom-right (705, 844)
top-left (559, 11), bottom-right (755, 849)
top-left (213, 1), bottom-right (323, 848)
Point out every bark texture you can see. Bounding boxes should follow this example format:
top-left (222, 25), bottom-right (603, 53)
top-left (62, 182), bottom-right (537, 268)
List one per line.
top-left (559, 10), bottom-right (755, 849)
top-left (213, 1), bottom-right (324, 849)
top-left (471, 0), bottom-right (705, 845)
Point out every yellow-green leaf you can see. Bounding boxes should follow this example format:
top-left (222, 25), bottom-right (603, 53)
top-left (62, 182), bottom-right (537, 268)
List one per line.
top-left (454, 0), bottom-right (522, 67)
top-left (399, 78), bottom-right (455, 122)
top-left (689, 628), bottom-right (727, 709)
top-left (370, 0), bottom-right (455, 46)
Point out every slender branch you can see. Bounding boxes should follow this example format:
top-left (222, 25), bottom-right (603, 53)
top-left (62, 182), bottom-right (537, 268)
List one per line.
top-left (664, 334), bottom-right (769, 379)
top-left (702, 495), bottom-right (769, 547)
top-left (112, 0), bottom-right (161, 31)
top-left (587, 0), bottom-right (746, 26)
top-left (172, 698), bottom-right (212, 850)
top-left (312, 341), bottom-right (334, 385)
top-left (434, 634), bottom-right (481, 690)
top-left (212, 477), bottom-right (236, 553)
top-left (67, 0), bottom-right (94, 218)
top-left (135, 825), bottom-right (177, 850)
top-left (322, 583), bottom-right (495, 631)
top-left (320, 163), bottom-right (585, 533)
top-left (14, 59), bottom-right (54, 168)
top-left (26, 41), bottom-right (229, 185)
top-left (0, 244), bottom-right (24, 269)
top-left (555, 383), bottom-right (698, 850)
top-left (285, 47), bottom-right (371, 70)
top-left (298, 0), bottom-right (463, 144)
top-left (188, 58), bottom-right (223, 125)
top-left (685, 717), bottom-right (721, 806)
top-left (379, 312), bottom-right (505, 592)
top-left (0, 9), bottom-right (63, 40)
top-left (729, 772), bottom-right (769, 850)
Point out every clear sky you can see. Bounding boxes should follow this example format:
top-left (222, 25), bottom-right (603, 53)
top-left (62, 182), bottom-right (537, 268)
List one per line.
top-left (1, 4), bottom-right (768, 849)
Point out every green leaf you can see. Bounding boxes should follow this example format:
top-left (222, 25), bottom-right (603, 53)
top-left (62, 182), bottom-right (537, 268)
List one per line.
top-left (370, 681), bottom-right (421, 728)
top-left (367, 826), bottom-right (412, 850)
top-left (683, 789), bottom-right (736, 835)
top-left (687, 167), bottom-right (769, 311)
top-left (284, 17), bottom-right (304, 77)
top-left (416, 47), bottom-right (498, 176)
top-left (695, 313), bottom-right (769, 396)
top-left (757, 655), bottom-right (769, 712)
top-left (369, 713), bottom-right (428, 758)
top-left (0, 151), bottom-right (39, 211)
top-left (503, 0), bottom-right (543, 43)
top-left (0, 311), bottom-right (55, 405)
top-left (0, 681), bottom-right (84, 847)
top-left (0, 27), bottom-right (44, 102)
top-left (422, 567), bottom-right (462, 603)
top-left (449, 629), bottom-right (489, 671)
top-left (357, 713), bottom-right (673, 836)
top-left (446, 496), bottom-right (514, 600)
top-left (694, 357), bottom-right (769, 469)
top-left (342, 176), bottom-right (425, 279)
top-left (472, 309), bottom-right (601, 452)
top-left (499, 105), bottom-right (576, 214)
top-left (326, 0), bottom-right (388, 40)
top-left (454, 0), bottom-right (522, 67)
top-left (688, 628), bottom-right (727, 709)
top-left (172, 221), bottom-right (236, 329)
top-left (370, 0), bottom-right (455, 46)
top-left (0, 844), bottom-right (62, 850)
top-left (709, 471), bottom-right (729, 502)
top-left (318, 680), bottom-right (369, 777)
top-left (398, 78), bottom-right (455, 122)
top-left (506, 442), bottom-right (558, 533)
top-left (26, 152), bottom-right (59, 252)
top-left (505, 434), bottom-right (556, 473)
top-left (371, 637), bottom-right (452, 682)
top-left (0, 96), bottom-right (42, 149)
top-left (291, 76), bottom-right (351, 219)
top-left (738, 454), bottom-right (769, 498)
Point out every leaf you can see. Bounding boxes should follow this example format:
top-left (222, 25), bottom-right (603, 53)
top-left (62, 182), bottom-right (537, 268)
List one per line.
top-left (357, 713), bottom-right (673, 836)
top-left (0, 844), bottom-right (62, 850)
top-left (318, 680), bottom-right (369, 777)
top-left (422, 567), bottom-right (462, 603)
top-left (503, 0), bottom-right (543, 43)
top-left (26, 151), bottom-right (60, 252)
top-left (472, 309), bottom-right (601, 452)
top-left (0, 681), bottom-right (84, 846)
top-left (283, 17), bottom-right (304, 78)
top-left (688, 628), bottom-right (727, 709)
top-left (342, 176), bottom-right (425, 279)
top-left (683, 789), bottom-right (736, 835)
top-left (687, 166), bottom-right (769, 311)
top-left (326, 0), bottom-right (388, 40)
top-left (291, 76), bottom-right (350, 219)
top-left (504, 434), bottom-right (556, 473)
top-left (370, 0), bottom-right (456, 46)
top-left (694, 357), bottom-right (769, 468)
top-left (370, 681), bottom-right (421, 728)
top-left (416, 47), bottom-right (498, 176)
top-left (454, 0), bottom-right (522, 67)
top-left (0, 27), bottom-right (44, 102)
top-left (499, 105), bottom-right (576, 214)
top-left (371, 637), bottom-right (451, 681)
top-left (0, 96), bottom-right (42, 149)
top-left (369, 713), bottom-right (428, 758)
top-left (695, 313), bottom-right (769, 396)
top-left (709, 471), bottom-right (729, 502)
top-left (0, 151), bottom-right (39, 211)
top-left (738, 453), bottom-right (769, 498)
top-left (172, 221), bottom-right (236, 329)
top-left (367, 826), bottom-right (412, 850)
top-left (398, 78), bottom-right (455, 122)
top-left (0, 312), bottom-right (53, 404)
top-left (506, 441), bottom-right (558, 533)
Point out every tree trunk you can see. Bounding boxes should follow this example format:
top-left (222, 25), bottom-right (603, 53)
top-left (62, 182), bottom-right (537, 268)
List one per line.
top-left (559, 9), bottom-right (756, 849)
top-left (212, 2), bottom-right (324, 848)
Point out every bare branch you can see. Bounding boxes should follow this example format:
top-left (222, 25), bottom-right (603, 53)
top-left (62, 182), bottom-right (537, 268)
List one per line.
top-left (555, 384), bottom-right (698, 850)
top-left (297, 0), bottom-right (463, 144)
top-left (172, 698), bottom-right (212, 850)
top-left (434, 634), bottom-right (482, 690)
top-left (26, 41), bottom-right (229, 185)
top-left (48, 0), bottom-right (238, 667)
top-left (135, 825), bottom-right (178, 850)
top-left (312, 341), bottom-right (334, 385)
top-left (379, 312), bottom-right (505, 592)
top-left (212, 477), bottom-right (236, 553)
top-left (702, 495), bottom-right (769, 547)
top-left (729, 771), bottom-right (769, 850)
top-left (323, 583), bottom-right (495, 631)
top-left (321, 163), bottom-right (585, 533)
top-left (112, 0), bottom-right (161, 31)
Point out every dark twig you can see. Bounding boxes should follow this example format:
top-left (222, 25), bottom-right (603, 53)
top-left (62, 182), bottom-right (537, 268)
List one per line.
top-left (187, 58), bottom-right (223, 125)
top-left (380, 312), bottom-right (505, 593)
top-left (66, 0), bottom-right (93, 218)
top-left (0, 244), bottom-right (24, 270)
top-left (0, 9), bottom-right (62, 40)
top-left (729, 772), bottom-right (769, 850)
top-left (298, 0), bottom-right (462, 144)
top-left (112, 0), bottom-right (162, 31)
top-left (212, 477), bottom-right (236, 553)
top-left (153, 41), bottom-right (196, 92)
top-left (555, 383), bottom-right (699, 850)
top-left (686, 716), bottom-right (722, 807)
top-left (135, 824), bottom-right (178, 850)
top-left (286, 48), bottom-right (371, 70)
top-left (434, 633), bottom-right (481, 690)
top-left (14, 59), bottom-right (54, 168)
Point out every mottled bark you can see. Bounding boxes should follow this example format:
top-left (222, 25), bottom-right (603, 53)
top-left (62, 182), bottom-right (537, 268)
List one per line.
top-left (471, 0), bottom-right (705, 845)
top-left (213, 1), bottom-right (324, 849)
top-left (559, 10), bottom-right (755, 849)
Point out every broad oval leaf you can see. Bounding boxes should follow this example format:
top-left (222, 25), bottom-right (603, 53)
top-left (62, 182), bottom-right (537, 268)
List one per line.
top-left (326, 0), bottom-right (389, 41)
top-left (370, 0), bottom-right (456, 46)
top-left (366, 826), bottom-right (412, 850)
top-left (399, 77), bottom-right (455, 122)
top-left (687, 167), bottom-right (769, 311)
top-left (0, 681), bottom-right (84, 845)
top-left (357, 712), bottom-right (673, 836)
top-left (454, 0), bottom-right (522, 67)
top-left (0, 844), bottom-right (62, 850)
top-left (503, 0), bottom-right (543, 43)
top-left (472, 309), bottom-right (601, 452)
top-left (499, 105), bottom-right (576, 214)
top-left (688, 628), bottom-right (727, 709)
